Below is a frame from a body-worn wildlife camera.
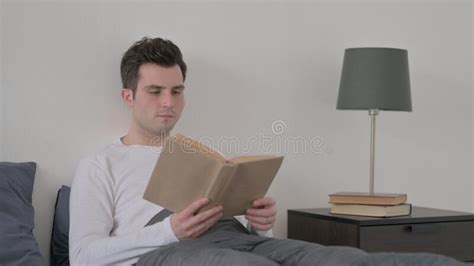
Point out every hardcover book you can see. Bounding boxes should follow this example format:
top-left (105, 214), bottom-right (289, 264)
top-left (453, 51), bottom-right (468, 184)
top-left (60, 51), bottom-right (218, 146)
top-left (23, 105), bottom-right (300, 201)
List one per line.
top-left (144, 133), bottom-right (284, 217)
top-left (330, 203), bottom-right (412, 217)
top-left (329, 192), bottom-right (407, 206)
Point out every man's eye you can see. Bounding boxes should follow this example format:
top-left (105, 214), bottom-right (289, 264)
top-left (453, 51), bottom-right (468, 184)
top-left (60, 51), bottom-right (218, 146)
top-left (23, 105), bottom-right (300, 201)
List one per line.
top-left (172, 90), bottom-right (182, 95)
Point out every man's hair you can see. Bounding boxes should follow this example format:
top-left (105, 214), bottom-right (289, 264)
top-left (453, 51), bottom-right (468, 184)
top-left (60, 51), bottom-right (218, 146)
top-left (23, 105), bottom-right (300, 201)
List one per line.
top-left (120, 37), bottom-right (187, 96)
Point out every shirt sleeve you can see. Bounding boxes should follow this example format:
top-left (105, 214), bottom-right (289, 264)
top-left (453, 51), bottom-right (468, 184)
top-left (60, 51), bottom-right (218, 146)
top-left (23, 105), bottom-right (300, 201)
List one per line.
top-left (69, 157), bottom-right (178, 265)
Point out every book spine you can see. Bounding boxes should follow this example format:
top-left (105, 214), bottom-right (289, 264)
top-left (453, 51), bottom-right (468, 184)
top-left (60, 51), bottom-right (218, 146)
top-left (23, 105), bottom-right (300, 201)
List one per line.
top-left (205, 163), bottom-right (237, 206)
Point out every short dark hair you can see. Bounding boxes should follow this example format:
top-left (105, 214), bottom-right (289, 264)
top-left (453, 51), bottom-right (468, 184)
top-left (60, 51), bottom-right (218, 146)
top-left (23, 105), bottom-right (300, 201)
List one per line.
top-left (120, 37), bottom-right (187, 96)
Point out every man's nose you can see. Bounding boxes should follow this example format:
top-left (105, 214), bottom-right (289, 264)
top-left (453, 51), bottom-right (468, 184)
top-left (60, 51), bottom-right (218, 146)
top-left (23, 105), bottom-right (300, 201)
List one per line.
top-left (160, 90), bottom-right (174, 107)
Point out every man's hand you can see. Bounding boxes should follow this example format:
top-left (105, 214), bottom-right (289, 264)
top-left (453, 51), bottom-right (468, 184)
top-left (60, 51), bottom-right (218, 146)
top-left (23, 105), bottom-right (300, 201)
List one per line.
top-left (170, 197), bottom-right (223, 240)
top-left (245, 197), bottom-right (277, 231)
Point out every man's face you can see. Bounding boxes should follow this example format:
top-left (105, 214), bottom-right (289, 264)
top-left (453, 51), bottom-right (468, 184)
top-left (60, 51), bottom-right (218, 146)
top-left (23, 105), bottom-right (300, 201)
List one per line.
top-left (126, 63), bottom-right (185, 138)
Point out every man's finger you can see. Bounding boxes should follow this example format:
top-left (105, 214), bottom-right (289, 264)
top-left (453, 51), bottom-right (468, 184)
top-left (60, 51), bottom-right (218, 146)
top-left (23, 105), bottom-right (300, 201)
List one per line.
top-left (246, 214), bottom-right (275, 225)
top-left (189, 211), bottom-right (222, 238)
top-left (181, 197), bottom-right (209, 217)
top-left (253, 197), bottom-right (275, 208)
top-left (246, 207), bottom-right (276, 217)
top-left (191, 205), bottom-right (223, 225)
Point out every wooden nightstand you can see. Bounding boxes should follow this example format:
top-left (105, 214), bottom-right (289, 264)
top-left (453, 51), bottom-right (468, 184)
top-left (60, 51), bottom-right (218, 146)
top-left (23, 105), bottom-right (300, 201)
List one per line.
top-left (287, 206), bottom-right (474, 262)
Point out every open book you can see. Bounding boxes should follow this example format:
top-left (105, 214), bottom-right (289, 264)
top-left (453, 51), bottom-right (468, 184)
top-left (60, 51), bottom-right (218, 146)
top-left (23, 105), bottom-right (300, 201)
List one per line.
top-left (143, 133), bottom-right (284, 217)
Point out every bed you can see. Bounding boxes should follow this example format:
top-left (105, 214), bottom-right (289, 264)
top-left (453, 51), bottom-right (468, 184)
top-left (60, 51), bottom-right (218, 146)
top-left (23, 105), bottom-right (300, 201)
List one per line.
top-left (0, 162), bottom-right (470, 266)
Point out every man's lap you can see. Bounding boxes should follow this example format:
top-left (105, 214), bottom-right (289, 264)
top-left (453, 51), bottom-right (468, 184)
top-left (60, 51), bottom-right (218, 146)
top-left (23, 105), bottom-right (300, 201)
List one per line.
top-left (136, 218), bottom-right (362, 266)
top-left (136, 229), bottom-right (323, 266)
top-left (137, 240), bottom-right (279, 266)
top-left (137, 216), bottom-right (466, 266)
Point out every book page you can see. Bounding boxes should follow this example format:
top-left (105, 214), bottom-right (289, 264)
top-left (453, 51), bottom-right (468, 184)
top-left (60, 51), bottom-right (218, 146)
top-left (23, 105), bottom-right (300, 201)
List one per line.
top-left (175, 133), bottom-right (226, 161)
top-left (218, 156), bottom-right (284, 216)
top-left (143, 136), bottom-right (224, 213)
top-left (228, 155), bottom-right (278, 164)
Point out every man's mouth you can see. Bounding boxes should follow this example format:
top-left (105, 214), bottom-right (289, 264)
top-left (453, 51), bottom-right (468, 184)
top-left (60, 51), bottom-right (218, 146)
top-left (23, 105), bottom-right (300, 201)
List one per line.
top-left (158, 114), bottom-right (175, 118)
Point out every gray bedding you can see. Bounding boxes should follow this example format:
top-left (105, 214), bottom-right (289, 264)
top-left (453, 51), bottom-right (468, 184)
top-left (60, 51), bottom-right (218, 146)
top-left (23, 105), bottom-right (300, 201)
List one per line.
top-left (137, 217), bottom-right (470, 266)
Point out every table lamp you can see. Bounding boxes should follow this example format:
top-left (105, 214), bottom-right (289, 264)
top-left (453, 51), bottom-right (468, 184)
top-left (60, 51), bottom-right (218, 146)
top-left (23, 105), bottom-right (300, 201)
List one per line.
top-left (337, 47), bottom-right (412, 195)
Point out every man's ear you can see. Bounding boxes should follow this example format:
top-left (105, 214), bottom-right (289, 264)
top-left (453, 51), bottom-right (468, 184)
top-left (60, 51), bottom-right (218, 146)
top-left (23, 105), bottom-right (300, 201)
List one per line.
top-left (121, 88), bottom-right (134, 108)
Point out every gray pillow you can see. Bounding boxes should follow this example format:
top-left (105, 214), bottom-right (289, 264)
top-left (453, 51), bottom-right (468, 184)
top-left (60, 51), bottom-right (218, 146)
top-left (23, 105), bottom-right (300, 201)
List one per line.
top-left (0, 162), bottom-right (44, 266)
top-left (50, 185), bottom-right (70, 266)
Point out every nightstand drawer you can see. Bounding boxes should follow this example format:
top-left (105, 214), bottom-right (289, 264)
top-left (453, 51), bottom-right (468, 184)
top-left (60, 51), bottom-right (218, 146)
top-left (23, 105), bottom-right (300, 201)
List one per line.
top-left (360, 221), bottom-right (474, 261)
top-left (288, 207), bottom-right (474, 262)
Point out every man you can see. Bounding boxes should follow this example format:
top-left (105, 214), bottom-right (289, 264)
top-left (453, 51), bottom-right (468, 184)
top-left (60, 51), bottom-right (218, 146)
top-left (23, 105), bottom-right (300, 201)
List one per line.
top-left (69, 37), bottom-right (306, 265)
top-left (69, 37), bottom-right (464, 266)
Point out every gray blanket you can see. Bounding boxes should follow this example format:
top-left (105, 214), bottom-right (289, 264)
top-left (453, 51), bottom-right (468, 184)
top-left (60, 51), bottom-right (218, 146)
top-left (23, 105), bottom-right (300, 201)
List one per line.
top-left (137, 217), bottom-right (471, 266)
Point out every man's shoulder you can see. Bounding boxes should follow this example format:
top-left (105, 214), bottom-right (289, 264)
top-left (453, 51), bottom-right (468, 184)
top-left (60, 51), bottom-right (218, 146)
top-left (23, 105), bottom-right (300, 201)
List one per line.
top-left (72, 143), bottom-right (124, 198)
top-left (78, 141), bottom-right (125, 168)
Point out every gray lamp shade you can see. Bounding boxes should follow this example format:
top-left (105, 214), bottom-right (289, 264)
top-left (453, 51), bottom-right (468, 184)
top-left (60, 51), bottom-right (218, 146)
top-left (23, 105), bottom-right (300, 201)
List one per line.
top-left (337, 47), bottom-right (412, 111)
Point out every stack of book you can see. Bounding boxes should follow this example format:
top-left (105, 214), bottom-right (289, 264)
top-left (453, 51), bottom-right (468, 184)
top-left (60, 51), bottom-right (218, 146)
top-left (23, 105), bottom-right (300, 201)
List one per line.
top-left (329, 192), bottom-right (412, 217)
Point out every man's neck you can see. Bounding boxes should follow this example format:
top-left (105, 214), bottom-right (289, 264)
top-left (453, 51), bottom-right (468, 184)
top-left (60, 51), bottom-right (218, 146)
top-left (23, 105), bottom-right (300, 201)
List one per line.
top-left (121, 131), bottom-right (169, 147)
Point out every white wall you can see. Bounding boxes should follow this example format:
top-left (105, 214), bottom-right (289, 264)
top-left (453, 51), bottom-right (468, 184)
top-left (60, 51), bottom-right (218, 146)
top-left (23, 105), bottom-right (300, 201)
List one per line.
top-left (2, 0), bottom-right (472, 263)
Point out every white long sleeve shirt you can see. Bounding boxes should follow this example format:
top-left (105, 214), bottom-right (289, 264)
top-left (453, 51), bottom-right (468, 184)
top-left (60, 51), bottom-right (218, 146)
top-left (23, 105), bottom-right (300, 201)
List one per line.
top-left (69, 139), bottom-right (269, 265)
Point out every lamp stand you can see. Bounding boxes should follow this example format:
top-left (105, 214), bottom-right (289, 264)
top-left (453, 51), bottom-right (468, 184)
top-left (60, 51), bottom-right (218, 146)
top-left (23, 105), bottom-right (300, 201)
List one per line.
top-left (369, 109), bottom-right (379, 195)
